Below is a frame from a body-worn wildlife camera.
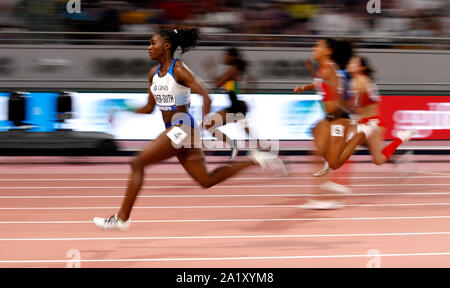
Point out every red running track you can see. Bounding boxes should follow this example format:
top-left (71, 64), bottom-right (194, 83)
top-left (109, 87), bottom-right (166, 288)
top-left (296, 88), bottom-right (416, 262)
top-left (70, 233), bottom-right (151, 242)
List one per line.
top-left (0, 155), bottom-right (449, 268)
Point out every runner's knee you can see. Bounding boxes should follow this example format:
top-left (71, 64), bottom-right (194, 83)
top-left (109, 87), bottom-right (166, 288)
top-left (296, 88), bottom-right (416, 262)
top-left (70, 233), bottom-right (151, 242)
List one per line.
top-left (328, 160), bottom-right (341, 170)
top-left (192, 172), bottom-right (216, 188)
top-left (316, 147), bottom-right (327, 157)
top-left (130, 157), bottom-right (144, 171)
top-left (372, 154), bottom-right (386, 166)
top-left (197, 178), bottom-right (213, 188)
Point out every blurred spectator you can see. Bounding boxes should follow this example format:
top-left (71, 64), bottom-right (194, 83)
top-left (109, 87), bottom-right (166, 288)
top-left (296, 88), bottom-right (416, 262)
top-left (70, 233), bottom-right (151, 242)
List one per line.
top-left (307, 7), bottom-right (361, 35)
top-left (0, 0), bottom-right (24, 29)
top-left (192, 1), bottom-right (243, 33)
top-left (0, 0), bottom-right (447, 40)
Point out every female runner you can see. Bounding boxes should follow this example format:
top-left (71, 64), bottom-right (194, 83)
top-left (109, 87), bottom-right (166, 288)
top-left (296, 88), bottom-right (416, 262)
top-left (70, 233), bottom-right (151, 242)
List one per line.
top-left (302, 40), bottom-right (354, 177)
top-left (93, 28), bottom-right (283, 230)
top-left (293, 38), bottom-right (354, 209)
top-left (325, 56), bottom-right (415, 170)
top-left (203, 47), bottom-right (251, 160)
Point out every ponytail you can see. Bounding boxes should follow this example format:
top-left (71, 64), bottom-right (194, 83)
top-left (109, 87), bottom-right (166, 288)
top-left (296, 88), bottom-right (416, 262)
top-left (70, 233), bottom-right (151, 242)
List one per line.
top-left (160, 27), bottom-right (199, 55)
top-left (334, 40), bottom-right (353, 70)
top-left (359, 57), bottom-right (375, 78)
top-left (325, 38), bottom-right (353, 70)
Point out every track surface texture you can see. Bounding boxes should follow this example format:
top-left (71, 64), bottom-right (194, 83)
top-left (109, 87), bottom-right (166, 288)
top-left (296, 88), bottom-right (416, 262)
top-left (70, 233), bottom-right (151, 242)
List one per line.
top-left (0, 154), bottom-right (449, 268)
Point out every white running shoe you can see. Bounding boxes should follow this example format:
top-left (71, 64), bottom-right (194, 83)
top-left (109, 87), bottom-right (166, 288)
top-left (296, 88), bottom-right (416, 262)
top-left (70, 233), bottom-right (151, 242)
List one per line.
top-left (396, 130), bottom-right (416, 142)
top-left (299, 199), bottom-right (344, 210)
top-left (313, 161), bottom-right (331, 177)
top-left (249, 150), bottom-right (287, 175)
top-left (394, 151), bottom-right (417, 181)
top-left (230, 147), bottom-right (239, 161)
top-left (320, 181), bottom-right (352, 194)
top-left (93, 214), bottom-right (130, 231)
top-left (395, 150), bottom-right (414, 165)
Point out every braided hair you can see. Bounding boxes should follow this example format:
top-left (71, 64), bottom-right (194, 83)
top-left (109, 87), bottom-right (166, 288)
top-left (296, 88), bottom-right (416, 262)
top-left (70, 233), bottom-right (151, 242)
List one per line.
top-left (159, 27), bottom-right (199, 55)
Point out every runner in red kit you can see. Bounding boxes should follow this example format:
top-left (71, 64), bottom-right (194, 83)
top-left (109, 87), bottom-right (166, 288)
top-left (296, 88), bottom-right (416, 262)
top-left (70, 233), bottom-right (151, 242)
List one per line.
top-left (294, 38), bottom-right (354, 209)
top-left (325, 56), bottom-right (416, 170)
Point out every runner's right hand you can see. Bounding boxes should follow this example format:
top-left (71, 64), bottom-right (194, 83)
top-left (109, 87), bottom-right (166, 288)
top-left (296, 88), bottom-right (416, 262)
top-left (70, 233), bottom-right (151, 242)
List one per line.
top-left (294, 86), bottom-right (304, 93)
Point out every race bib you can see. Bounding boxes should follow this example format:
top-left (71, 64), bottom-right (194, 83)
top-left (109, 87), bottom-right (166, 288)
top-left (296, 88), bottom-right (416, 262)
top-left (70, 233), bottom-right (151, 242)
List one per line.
top-left (154, 94), bottom-right (176, 111)
top-left (331, 124), bottom-right (345, 137)
top-left (166, 126), bottom-right (188, 146)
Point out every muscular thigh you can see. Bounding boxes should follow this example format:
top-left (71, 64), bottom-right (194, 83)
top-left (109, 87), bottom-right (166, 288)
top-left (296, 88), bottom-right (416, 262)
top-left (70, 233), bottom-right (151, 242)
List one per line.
top-left (137, 125), bottom-right (200, 167)
top-left (177, 148), bottom-right (210, 181)
top-left (312, 119), bottom-right (330, 155)
top-left (365, 126), bottom-right (386, 154)
top-left (136, 129), bottom-right (179, 167)
top-left (327, 119), bottom-right (351, 158)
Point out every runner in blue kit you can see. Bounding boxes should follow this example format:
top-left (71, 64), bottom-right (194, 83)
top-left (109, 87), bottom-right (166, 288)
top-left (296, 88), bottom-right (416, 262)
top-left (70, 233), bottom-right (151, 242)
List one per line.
top-left (93, 27), bottom-right (284, 231)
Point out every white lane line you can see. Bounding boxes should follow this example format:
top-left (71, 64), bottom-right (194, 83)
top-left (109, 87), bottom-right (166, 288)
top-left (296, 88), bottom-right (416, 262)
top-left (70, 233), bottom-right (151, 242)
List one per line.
top-left (3, 191), bottom-right (450, 199)
top-left (2, 251), bottom-right (450, 263)
top-left (0, 175), bottom-right (446, 181)
top-left (1, 215), bottom-right (450, 224)
top-left (1, 231), bottom-right (450, 241)
top-left (0, 169), bottom-right (448, 174)
top-left (0, 183), bottom-right (449, 189)
top-left (417, 171), bottom-right (450, 176)
top-left (2, 202), bottom-right (450, 210)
